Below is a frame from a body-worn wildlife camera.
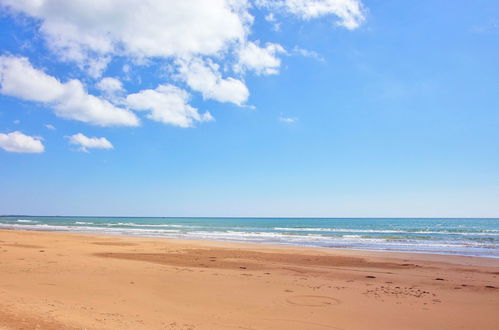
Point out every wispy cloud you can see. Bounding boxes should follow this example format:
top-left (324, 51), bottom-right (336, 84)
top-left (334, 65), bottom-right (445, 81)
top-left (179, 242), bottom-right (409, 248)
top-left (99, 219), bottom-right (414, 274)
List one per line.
top-left (279, 115), bottom-right (298, 123)
top-left (256, 0), bottom-right (366, 30)
top-left (293, 47), bottom-right (325, 62)
top-left (471, 18), bottom-right (499, 34)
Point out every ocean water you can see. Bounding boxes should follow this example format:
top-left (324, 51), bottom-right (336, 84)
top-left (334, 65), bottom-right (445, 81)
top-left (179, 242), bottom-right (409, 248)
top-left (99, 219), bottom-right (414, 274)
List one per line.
top-left (1, 216), bottom-right (498, 258)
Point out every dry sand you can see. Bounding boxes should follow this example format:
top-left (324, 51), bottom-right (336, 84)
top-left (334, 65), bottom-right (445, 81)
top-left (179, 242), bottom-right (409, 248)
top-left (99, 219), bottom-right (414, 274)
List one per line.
top-left (0, 229), bottom-right (498, 329)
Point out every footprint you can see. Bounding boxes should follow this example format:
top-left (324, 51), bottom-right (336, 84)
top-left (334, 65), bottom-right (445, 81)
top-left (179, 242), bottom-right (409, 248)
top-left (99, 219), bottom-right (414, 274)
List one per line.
top-left (286, 295), bottom-right (340, 307)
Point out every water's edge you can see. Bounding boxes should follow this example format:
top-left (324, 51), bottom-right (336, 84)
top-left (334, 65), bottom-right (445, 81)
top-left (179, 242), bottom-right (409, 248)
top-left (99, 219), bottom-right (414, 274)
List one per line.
top-left (1, 217), bottom-right (498, 258)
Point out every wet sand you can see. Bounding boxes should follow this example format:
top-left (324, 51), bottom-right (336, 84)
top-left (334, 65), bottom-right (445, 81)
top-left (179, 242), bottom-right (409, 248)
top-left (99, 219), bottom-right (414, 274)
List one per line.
top-left (0, 229), bottom-right (498, 329)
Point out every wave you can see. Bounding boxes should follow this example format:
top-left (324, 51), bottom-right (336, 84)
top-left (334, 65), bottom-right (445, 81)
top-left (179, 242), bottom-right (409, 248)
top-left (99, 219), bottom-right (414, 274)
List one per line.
top-left (0, 223), bottom-right (181, 234)
top-left (16, 219), bottom-right (38, 223)
top-left (105, 222), bottom-right (196, 228)
top-left (1, 223), bottom-right (497, 244)
top-left (274, 227), bottom-right (499, 235)
top-left (0, 222), bottom-right (497, 258)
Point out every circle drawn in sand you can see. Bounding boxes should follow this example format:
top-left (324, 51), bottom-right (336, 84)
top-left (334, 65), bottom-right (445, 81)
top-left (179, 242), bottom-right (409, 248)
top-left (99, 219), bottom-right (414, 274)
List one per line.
top-left (286, 295), bottom-right (340, 307)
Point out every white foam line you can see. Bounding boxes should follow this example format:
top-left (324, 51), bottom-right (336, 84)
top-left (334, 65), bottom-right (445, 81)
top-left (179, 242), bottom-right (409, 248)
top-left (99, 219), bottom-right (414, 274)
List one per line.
top-left (274, 227), bottom-right (499, 235)
top-left (0, 223), bottom-right (497, 255)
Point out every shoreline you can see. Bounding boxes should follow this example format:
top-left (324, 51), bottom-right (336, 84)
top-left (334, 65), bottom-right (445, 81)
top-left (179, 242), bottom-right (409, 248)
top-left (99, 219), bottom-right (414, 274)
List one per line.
top-left (1, 229), bottom-right (498, 329)
top-left (1, 224), bottom-right (497, 259)
top-left (3, 227), bottom-right (499, 261)
top-left (6, 228), bottom-right (499, 266)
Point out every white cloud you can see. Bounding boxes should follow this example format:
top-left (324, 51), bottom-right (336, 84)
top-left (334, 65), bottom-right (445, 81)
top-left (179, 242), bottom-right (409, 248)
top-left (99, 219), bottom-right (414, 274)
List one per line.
top-left (0, 56), bottom-right (66, 103)
top-left (257, 0), bottom-right (365, 30)
top-left (279, 115), bottom-right (297, 123)
top-left (45, 124), bottom-right (55, 130)
top-left (96, 77), bottom-right (125, 103)
top-left (68, 133), bottom-right (113, 152)
top-left (176, 58), bottom-right (249, 105)
top-left (235, 41), bottom-right (285, 75)
top-left (0, 0), bottom-right (366, 133)
top-left (96, 77), bottom-right (124, 94)
top-left (0, 131), bottom-right (44, 153)
top-left (127, 84), bottom-right (214, 128)
top-left (53, 80), bottom-right (138, 126)
top-left (265, 13), bottom-right (276, 22)
top-left (0, 0), bottom-right (251, 69)
top-left (0, 56), bottom-right (139, 126)
top-left (293, 46), bottom-right (325, 61)
top-left (265, 12), bottom-right (281, 31)
top-left (85, 56), bottom-right (111, 79)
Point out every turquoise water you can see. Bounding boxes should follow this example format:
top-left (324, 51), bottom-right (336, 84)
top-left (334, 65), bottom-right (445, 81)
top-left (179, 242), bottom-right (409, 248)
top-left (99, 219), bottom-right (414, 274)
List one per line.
top-left (1, 216), bottom-right (498, 258)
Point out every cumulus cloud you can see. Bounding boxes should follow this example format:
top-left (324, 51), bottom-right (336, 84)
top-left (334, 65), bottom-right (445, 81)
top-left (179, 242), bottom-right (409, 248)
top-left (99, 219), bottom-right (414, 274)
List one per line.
top-left (176, 58), bottom-right (249, 105)
top-left (96, 77), bottom-right (124, 94)
top-left (0, 131), bottom-right (44, 153)
top-left (0, 56), bottom-right (66, 103)
top-left (0, 0), bottom-right (366, 135)
top-left (68, 133), bottom-right (113, 152)
top-left (257, 0), bottom-right (365, 29)
top-left (0, 0), bottom-right (251, 68)
top-left (235, 41), bottom-right (285, 75)
top-left (127, 84), bottom-right (214, 128)
top-left (45, 124), bottom-right (55, 130)
top-left (0, 56), bottom-right (139, 126)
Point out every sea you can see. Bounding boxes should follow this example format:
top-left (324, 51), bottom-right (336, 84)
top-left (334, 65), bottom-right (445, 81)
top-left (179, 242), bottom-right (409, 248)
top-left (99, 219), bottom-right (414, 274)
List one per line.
top-left (1, 216), bottom-right (498, 258)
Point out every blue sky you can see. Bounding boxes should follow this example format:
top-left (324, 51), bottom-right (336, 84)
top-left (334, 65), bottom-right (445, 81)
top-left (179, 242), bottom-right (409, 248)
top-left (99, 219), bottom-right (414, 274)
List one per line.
top-left (1, 0), bottom-right (498, 217)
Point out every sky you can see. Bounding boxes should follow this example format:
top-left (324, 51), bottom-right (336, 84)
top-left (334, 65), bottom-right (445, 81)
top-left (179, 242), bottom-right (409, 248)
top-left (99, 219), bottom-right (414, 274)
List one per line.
top-left (0, 0), bottom-right (498, 217)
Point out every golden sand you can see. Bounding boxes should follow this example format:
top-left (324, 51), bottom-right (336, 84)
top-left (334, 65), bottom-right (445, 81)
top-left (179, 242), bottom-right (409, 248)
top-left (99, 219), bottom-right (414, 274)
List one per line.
top-left (0, 229), bottom-right (498, 329)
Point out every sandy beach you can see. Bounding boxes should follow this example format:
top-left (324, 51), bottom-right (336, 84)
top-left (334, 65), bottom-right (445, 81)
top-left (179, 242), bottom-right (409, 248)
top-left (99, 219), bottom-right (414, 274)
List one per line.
top-left (0, 229), bottom-right (498, 329)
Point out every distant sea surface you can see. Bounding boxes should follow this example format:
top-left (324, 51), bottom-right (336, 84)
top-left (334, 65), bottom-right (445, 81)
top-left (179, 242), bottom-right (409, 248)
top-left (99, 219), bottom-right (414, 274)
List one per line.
top-left (1, 216), bottom-right (498, 258)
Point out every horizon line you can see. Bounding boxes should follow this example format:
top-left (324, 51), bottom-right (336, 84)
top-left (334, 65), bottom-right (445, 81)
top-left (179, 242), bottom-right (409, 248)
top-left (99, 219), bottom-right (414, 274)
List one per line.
top-left (1, 215), bottom-right (498, 219)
